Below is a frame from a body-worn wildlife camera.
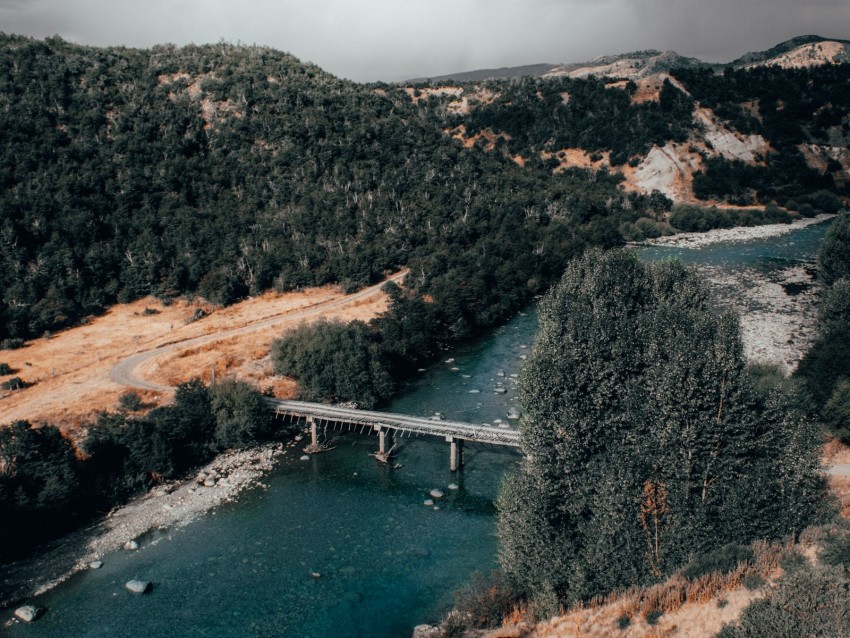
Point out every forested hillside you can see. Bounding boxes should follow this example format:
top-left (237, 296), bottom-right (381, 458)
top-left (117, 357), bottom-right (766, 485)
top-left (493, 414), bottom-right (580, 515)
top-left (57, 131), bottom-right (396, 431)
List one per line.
top-left (0, 34), bottom-right (847, 351)
top-left (0, 34), bottom-right (657, 344)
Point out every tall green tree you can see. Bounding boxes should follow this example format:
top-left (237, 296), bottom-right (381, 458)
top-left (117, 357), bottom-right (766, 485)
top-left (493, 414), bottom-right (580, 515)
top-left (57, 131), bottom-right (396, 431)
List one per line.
top-left (497, 250), bottom-right (825, 606)
top-left (818, 214), bottom-right (850, 287)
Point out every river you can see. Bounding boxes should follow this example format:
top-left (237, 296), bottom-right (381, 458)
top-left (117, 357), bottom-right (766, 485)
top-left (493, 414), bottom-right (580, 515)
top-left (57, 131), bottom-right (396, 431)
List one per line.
top-left (5, 219), bottom-right (833, 637)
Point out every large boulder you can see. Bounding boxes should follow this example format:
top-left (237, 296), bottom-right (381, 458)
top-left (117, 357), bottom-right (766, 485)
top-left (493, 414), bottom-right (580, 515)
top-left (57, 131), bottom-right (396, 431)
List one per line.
top-left (125, 580), bottom-right (153, 594)
top-left (14, 606), bottom-right (44, 622)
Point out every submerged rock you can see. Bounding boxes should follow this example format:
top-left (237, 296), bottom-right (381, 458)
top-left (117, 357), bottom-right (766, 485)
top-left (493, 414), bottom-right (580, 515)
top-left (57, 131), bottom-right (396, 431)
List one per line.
top-left (89, 560), bottom-right (103, 569)
top-left (124, 540), bottom-right (139, 550)
top-left (14, 605), bottom-right (44, 622)
top-left (429, 489), bottom-right (444, 499)
top-left (412, 624), bottom-right (440, 638)
top-left (125, 580), bottom-right (152, 594)
top-left (423, 499), bottom-right (434, 507)
top-left (300, 455), bottom-right (311, 461)
top-left (448, 483), bottom-right (459, 491)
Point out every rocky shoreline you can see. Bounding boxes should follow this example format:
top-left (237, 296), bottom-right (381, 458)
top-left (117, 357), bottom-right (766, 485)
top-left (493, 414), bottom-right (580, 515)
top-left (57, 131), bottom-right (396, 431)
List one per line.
top-left (639, 213), bottom-right (835, 248)
top-left (1, 441), bottom-right (289, 610)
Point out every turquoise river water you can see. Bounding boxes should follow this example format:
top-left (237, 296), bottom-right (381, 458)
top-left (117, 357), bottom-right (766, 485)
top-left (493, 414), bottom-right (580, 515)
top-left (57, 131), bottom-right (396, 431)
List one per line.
top-left (5, 219), bottom-right (833, 637)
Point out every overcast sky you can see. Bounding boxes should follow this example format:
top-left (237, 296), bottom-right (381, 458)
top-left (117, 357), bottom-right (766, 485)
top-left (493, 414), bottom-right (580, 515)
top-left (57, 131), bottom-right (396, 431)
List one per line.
top-left (1, 0), bottom-right (848, 81)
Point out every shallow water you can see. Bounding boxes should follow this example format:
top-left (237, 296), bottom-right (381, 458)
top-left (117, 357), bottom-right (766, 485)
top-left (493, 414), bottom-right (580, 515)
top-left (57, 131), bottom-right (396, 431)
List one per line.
top-left (637, 220), bottom-right (831, 271)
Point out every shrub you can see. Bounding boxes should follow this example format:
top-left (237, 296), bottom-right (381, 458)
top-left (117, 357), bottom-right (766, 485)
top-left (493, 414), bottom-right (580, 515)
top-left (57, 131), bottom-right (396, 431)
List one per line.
top-left (1, 376), bottom-right (30, 391)
top-left (440, 571), bottom-right (519, 636)
top-left (720, 565), bottom-right (850, 637)
top-left (118, 391), bottom-right (144, 411)
top-left (681, 544), bottom-right (755, 581)
top-left (645, 609), bottom-right (663, 625)
top-left (0, 338), bottom-right (25, 350)
top-left (0, 362), bottom-right (13, 375)
top-left (616, 614), bottom-right (631, 629)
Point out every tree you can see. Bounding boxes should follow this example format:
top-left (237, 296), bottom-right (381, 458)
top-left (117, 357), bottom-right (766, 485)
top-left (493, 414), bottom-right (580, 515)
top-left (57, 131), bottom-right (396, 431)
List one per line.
top-left (209, 378), bottom-right (272, 449)
top-left (271, 319), bottom-right (394, 408)
top-left (497, 250), bottom-right (825, 606)
top-left (818, 214), bottom-right (850, 286)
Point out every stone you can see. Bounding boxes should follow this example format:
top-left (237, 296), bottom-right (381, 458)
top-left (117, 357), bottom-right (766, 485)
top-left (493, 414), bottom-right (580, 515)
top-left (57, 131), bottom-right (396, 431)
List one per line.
top-left (14, 605), bottom-right (44, 622)
top-left (125, 580), bottom-right (152, 594)
top-left (300, 455), bottom-right (310, 461)
top-left (412, 624), bottom-right (441, 638)
top-left (429, 489), bottom-right (444, 499)
top-left (203, 477), bottom-right (216, 487)
top-left (89, 560), bottom-right (103, 569)
top-left (494, 386), bottom-right (507, 394)
top-left (310, 572), bottom-right (321, 579)
top-left (448, 483), bottom-right (459, 490)
top-left (124, 540), bottom-right (139, 550)
top-left (423, 499), bottom-right (434, 507)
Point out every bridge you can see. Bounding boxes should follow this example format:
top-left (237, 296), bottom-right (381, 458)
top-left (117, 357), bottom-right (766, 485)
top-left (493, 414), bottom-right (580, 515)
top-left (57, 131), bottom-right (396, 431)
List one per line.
top-left (268, 399), bottom-right (521, 471)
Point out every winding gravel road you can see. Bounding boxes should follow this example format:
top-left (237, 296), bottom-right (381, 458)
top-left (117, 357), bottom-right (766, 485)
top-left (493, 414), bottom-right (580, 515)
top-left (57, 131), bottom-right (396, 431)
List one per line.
top-left (108, 271), bottom-right (407, 392)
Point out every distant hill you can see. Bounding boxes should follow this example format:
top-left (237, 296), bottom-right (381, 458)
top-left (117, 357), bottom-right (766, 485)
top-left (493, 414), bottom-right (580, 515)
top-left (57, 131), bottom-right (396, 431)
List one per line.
top-left (405, 36), bottom-right (849, 82)
top-left (408, 63), bottom-right (555, 83)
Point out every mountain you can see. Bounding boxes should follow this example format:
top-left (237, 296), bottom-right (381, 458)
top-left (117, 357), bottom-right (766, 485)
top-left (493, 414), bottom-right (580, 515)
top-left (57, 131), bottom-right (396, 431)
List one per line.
top-left (732, 35), bottom-right (850, 69)
top-left (406, 36), bottom-right (849, 82)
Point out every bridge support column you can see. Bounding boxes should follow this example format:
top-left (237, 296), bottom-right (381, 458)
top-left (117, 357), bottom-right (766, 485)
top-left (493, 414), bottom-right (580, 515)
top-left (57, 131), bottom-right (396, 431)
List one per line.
top-left (448, 437), bottom-right (464, 472)
top-left (308, 416), bottom-right (317, 448)
top-left (378, 429), bottom-right (387, 454)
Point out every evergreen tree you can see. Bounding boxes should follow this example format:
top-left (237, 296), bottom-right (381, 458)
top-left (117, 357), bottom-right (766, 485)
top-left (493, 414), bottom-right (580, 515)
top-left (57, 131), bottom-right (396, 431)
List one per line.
top-left (818, 214), bottom-right (850, 286)
top-left (497, 250), bottom-right (825, 605)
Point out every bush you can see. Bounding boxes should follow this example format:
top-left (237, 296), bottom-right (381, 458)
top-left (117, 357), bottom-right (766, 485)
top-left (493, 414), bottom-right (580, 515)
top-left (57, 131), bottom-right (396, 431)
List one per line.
top-left (0, 338), bottom-right (25, 350)
top-left (1, 376), bottom-right (30, 391)
top-left (720, 565), bottom-right (850, 637)
top-left (0, 362), bottom-right (13, 375)
top-left (440, 572), bottom-right (519, 636)
top-left (118, 391), bottom-right (144, 411)
top-left (645, 609), bottom-right (663, 625)
top-left (681, 544), bottom-right (754, 580)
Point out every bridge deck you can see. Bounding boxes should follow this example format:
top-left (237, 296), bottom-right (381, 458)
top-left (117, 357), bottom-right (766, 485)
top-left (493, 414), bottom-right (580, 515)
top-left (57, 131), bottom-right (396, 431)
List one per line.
top-left (268, 399), bottom-right (521, 447)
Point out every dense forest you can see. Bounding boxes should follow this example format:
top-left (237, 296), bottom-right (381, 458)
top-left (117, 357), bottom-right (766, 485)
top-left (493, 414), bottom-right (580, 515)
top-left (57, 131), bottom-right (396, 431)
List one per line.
top-left (0, 34), bottom-right (659, 346)
top-left (1, 35), bottom-right (847, 353)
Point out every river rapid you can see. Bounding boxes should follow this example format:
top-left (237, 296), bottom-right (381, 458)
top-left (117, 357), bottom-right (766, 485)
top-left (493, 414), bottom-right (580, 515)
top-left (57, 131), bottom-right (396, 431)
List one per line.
top-left (3, 218), bottom-right (833, 637)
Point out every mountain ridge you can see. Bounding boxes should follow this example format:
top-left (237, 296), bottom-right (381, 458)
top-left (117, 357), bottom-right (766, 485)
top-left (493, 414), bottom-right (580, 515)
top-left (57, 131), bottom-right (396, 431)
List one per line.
top-left (407, 35), bottom-right (850, 83)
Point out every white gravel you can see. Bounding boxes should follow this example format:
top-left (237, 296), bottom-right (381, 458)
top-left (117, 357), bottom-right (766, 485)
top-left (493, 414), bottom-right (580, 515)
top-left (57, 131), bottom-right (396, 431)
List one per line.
top-left (639, 213), bottom-right (835, 248)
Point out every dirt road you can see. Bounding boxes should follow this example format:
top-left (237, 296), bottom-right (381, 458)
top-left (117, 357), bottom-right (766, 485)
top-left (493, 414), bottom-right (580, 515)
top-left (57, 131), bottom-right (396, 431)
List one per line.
top-left (108, 271), bottom-right (407, 392)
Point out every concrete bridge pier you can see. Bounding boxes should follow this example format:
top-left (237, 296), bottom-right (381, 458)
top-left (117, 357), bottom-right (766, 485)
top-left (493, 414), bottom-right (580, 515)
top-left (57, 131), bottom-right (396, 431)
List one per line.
top-left (308, 416), bottom-right (318, 448)
top-left (447, 436), bottom-right (464, 472)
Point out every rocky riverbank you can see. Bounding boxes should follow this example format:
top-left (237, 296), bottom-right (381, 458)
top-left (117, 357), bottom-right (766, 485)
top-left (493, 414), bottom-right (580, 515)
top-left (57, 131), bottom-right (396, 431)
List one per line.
top-left (703, 263), bottom-right (820, 374)
top-left (1, 441), bottom-right (288, 609)
top-left (640, 213), bottom-right (835, 248)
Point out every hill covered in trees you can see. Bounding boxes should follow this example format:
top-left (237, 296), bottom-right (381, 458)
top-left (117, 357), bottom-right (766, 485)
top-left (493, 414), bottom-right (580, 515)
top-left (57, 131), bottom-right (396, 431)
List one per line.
top-left (1, 34), bottom-right (847, 351)
top-left (0, 34), bottom-right (664, 346)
